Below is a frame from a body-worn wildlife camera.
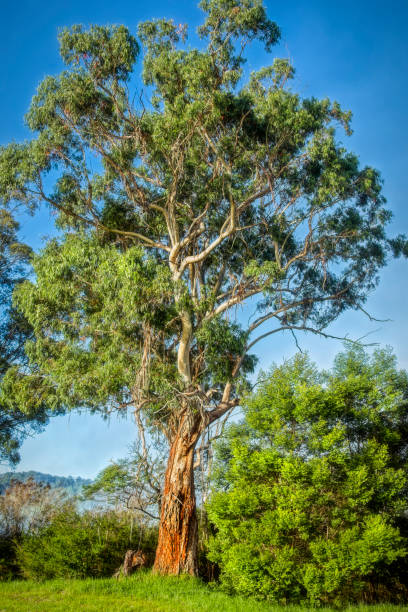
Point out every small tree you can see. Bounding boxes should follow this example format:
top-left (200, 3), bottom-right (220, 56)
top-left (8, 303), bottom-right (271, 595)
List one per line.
top-left (207, 347), bottom-right (408, 604)
top-left (0, 0), bottom-right (406, 574)
top-left (83, 442), bottom-right (164, 521)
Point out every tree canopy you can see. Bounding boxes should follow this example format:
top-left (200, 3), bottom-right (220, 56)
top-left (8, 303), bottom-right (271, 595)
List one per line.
top-left (0, 0), bottom-right (406, 573)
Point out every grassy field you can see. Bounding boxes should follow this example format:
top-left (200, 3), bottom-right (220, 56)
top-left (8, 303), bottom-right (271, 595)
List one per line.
top-left (0, 573), bottom-right (407, 612)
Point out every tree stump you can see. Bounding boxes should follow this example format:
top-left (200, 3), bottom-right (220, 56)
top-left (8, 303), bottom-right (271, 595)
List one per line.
top-left (113, 549), bottom-right (146, 579)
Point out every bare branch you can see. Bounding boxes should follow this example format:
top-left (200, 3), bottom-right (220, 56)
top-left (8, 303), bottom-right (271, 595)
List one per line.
top-left (246, 323), bottom-right (375, 353)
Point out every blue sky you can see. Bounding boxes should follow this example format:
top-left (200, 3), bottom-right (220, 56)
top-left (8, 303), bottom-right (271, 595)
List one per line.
top-left (1, 0), bottom-right (408, 478)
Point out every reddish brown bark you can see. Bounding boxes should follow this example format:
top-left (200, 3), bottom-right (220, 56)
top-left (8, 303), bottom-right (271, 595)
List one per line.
top-left (153, 412), bottom-right (202, 575)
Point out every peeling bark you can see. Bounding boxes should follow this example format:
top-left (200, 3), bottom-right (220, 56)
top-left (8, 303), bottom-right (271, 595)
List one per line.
top-left (153, 411), bottom-right (202, 575)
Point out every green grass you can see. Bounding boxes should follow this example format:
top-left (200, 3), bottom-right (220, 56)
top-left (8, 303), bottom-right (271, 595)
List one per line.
top-left (0, 573), bottom-right (407, 612)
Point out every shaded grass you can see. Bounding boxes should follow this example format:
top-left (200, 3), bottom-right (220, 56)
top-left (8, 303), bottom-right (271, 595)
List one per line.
top-left (0, 572), bottom-right (407, 611)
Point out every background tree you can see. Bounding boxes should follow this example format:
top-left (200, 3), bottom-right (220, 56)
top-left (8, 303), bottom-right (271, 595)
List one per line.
top-left (0, 0), bottom-right (406, 574)
top-left (207, 347), bottom-right (408, 605)
top-left (0, 478), bottom-right (68, 539)
top-left (0, 209), bottom-right (50, 465)
top-left (83, 441), bottom-right (164, 522)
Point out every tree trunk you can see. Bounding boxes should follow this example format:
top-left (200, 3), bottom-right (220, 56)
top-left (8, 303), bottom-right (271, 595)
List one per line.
top-left (153, 412), bottom-right (202, 575)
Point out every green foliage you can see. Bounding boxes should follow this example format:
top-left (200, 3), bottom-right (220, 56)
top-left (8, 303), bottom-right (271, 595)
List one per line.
top-left (0, 234), bottom-right (176, 419)
top-left (198, 0), bottom-right (281, 61)
top-left (207, 347), bottom-right (408, 605)
top-left (83, 462), bottom-right (136, 500)
top-left (196, 318), bottom-right (256, 384)
top-left (0, 209), bottom-right (49, 465)
top-left (16, 508), bottom-right (157, 580)
top-left (0, 535), bottom-right (17, 581)
top-left (58, 24), bottom-right (139, 82)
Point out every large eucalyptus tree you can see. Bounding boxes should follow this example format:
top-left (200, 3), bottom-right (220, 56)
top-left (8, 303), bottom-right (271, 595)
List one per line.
top-left (0, 0), bottom-right (405, 574)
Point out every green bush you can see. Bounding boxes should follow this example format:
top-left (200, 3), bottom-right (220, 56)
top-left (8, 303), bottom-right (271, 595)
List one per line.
top-left (207, 347), bottom-right (408, 605)
top-left (0, 536), bottom-right (19, 580)
top-left (16, 508), bottom-right (157, 579)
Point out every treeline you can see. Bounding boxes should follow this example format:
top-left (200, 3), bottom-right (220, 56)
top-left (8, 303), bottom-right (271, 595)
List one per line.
top-left (0, 472), bottom-right (92, 496)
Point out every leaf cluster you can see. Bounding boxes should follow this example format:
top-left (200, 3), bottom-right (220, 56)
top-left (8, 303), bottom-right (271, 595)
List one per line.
top-left (0, 210), bottom-right (50, 465)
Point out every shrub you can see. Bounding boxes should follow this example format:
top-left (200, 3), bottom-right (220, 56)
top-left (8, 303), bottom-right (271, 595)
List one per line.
top-left (0, 478), bottom-right (70, 580)
top-left (16, 508), bottom-right (157, 579)
top-left (0, 536), bottom-right (18, 580)
top-left (207, 347), bottom-right (408, 605)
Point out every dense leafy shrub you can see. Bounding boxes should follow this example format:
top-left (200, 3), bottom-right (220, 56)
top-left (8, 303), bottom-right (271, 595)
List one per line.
top-left (207, 347), bottom-right (408, 605)
top-left (16, 508), bottom-right (157, 579)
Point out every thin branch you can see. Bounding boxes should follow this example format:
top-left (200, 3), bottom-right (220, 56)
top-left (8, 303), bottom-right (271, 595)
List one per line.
top-left (246, 323), bottom-right (376, 353)
top-left (207, 382), bottom-right (240, 424)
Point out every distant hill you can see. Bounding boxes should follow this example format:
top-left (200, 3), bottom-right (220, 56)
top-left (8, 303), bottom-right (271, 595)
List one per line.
top-left (0, 471), bottom-right (92, 496)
